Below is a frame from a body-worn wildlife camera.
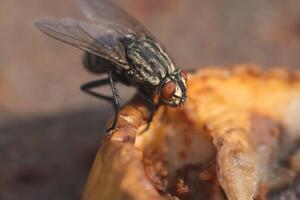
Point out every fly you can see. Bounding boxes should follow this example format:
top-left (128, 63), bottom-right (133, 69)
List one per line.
top-left (35, 0), bottom-right (187, 132)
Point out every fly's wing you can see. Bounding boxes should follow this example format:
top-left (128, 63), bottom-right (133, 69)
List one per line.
top-left (79, 0), bottom-right (158, 42)
top-left (79, 0), bottom-right (177, 69)
top-left (35, 17), bottom-right (128, 68)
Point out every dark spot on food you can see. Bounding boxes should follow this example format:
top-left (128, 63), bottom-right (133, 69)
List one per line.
top-left (167, 163), bottom-right (218, 200)
top-left (122, 135), bottom-right (135, 143)
top-left (179, 151), bottom-right (187, 160)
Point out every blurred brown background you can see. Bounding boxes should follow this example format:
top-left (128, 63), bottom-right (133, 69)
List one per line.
top-left (1, 0), bottom-right (300, 199)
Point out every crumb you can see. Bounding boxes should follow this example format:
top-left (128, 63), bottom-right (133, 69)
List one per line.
top-left (176, 179), bottom-right (189, 194)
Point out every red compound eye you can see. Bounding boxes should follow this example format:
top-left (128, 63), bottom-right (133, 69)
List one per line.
top-left (180, 70), bottom-right (188, 82)
top-left (161, 81), bottom-right (176, 101)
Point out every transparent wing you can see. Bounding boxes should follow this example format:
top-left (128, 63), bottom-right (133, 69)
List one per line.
top-left (78, 0), bottom-right (157, 40)
top-left (35, 17), bottom-right (128, 66)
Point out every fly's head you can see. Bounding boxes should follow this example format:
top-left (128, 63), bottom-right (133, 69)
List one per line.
top-left (158, 70), bottom-right (187, 107)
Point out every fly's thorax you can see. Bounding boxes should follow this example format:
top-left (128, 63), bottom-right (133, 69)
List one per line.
top-left (158, 70), bottom-right (187, 107)
top-left (121, 34), bottom-right (176, 86)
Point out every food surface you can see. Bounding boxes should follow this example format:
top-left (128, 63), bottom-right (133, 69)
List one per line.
top-left (82, 65), bottom-right (300, 200)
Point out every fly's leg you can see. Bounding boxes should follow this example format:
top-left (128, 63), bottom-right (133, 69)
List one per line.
top-left (80, 78), bottom-right (113, 102)
top-left (138, 88), bottom-right (157, 131)
top-left (80, 73), bottom-right (120, 133)
top-left (107, 71), bottom-right (120, 133)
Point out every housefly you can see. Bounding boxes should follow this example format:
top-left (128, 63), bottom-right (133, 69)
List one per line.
top-left (35, 0), bottom-right (187, 132)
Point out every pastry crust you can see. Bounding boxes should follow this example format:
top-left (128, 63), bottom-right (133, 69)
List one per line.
top-left (82, 65), bottom-right (300, 200)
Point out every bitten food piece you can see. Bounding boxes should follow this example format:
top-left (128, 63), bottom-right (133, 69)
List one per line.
top-left (82, 65), bottom-right (300, 200)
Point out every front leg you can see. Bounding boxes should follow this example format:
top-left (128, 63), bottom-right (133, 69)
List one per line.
top-left (138, 88), bottom-right (158, 131)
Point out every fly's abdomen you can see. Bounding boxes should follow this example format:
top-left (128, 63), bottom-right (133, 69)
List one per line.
top-left (83, 52), bottom-right (114, 74)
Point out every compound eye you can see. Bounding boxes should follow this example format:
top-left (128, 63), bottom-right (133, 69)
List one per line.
top-left (161, 81), bottom-right (176, 101)
top-left (180, 70), bottom-right (188, 82)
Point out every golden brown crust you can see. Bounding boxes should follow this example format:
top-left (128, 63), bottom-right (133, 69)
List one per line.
top-left (82, 65), bottom-right (300, 200)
